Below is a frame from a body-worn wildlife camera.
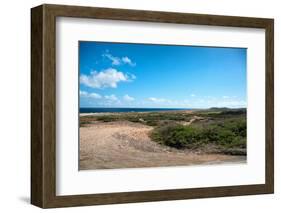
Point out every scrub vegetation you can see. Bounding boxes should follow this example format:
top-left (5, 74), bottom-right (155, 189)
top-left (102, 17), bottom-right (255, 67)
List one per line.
top-left (80, 108), bottom-right (246, 155)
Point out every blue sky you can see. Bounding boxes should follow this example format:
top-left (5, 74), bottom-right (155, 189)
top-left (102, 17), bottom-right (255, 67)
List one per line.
top-left (79, 41), bottom-right (247, 108)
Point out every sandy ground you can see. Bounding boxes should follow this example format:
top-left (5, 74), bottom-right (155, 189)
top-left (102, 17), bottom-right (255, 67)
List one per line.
top-left (79, 121), bottom-right (246, 170)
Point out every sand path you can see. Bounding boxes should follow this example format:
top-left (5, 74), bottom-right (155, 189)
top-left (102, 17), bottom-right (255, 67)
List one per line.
top-left (79, 121), bottom-right (246, 170)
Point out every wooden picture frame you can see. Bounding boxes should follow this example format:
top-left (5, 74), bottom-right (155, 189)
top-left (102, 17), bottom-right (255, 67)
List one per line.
top-left (31, 4), bottom-right (274, 208)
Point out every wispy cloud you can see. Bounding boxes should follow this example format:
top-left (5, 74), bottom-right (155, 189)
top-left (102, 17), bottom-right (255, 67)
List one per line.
top-left (103, 53), bottom-right (121, 65)
top-left (105, 94), bottom-right (118, 101)
top-left (103, 52), bottom-right (136, 66)
top-left (80, 92), bottom-right (246, 108)
top-left (80, 90), bottom-right (88, 97)
top-left (188, 96), bottom-right (246, 108)
top-left (190, 94), bottom-right (196, 97)
top-left (80, 68), bottom-right (135, 89)
top-left (121, 56), bottom-right (136, 66)
top-left (148, 97), bottom-right (170, 103)
top-left (216, 100), bottom-right (246, 107)
top-left (80, 92), bottom-right (122, 106)
top-left (145, 96), bottom-right (246, 108)
top-left (123, 94), bottom-right (135, 102)
top-left (80, 90), bottom-right (102, 99)
top-left (88, 93), bottom-right (102, 99)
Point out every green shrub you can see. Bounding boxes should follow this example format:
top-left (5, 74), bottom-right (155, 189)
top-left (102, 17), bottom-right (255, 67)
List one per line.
top-left (96, 116), bottom-right (119, 122)
top-left (151, 124), bottom-right (203, 149)
top-left (150, 118), bottom-right (246, 152)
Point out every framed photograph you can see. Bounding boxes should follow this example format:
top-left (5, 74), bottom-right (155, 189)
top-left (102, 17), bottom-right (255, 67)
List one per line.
top-left (31, 4), bottom-right (274, 208)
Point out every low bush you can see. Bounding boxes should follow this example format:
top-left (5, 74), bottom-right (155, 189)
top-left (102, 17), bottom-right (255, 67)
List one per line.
top-left (150, 124), bottom-right (203, 149)
top-left (150, 118), bottom-right (246, 152)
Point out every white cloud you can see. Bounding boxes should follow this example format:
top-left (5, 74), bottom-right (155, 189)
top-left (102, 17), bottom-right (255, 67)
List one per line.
top-left (79, 90), bottom-right (102, 99)
top-left (145, 95), bottom-right (246, 108)
top-left (80, 68), bottom-right (134, 89)
top-left (222, 96), bottom-right (229, 99)
top-left (148, 97), bottom-right (169, 103)
top-left (103, 52), bottom-right (136, 66)
top-left (144, 97), bottom-right (193, 107)
top-left (80, 91), bottom-right (122, 106)
top-left (217, 100), bottom-right (246, 107)
top-left (80, 90), bottom-right (88, 97)
top-left (122, 56), bottom-right (136, 66)
top-left (123, 94), bottom-right (135, 101)
top-left (103, 53), bottom-right (121, 65)
top-left (105, 94), bottom-right (118, 101)
top-left (190, 94), bottom-right (196, 97)
top-left (88, 93), bottom-right (102, 99)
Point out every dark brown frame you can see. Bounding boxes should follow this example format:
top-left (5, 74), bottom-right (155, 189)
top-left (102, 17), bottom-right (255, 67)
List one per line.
top-left (31, 4), bottom-right (274, 208)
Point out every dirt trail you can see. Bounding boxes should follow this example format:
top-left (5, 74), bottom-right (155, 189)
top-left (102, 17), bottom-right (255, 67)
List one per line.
top-left (79, 121), bottom-right (246, 170)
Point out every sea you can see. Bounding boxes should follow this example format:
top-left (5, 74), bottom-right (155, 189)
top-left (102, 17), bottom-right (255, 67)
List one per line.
top-left (80, 108), bottom-right (190, 113)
